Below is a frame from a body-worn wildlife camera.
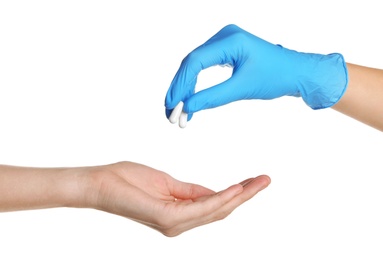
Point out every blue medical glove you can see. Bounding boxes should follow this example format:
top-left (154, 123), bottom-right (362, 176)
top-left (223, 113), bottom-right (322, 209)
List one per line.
top-left (165, 24), bottom-right (348, 121)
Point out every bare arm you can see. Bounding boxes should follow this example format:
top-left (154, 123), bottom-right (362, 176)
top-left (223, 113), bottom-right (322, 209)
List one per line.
top-left (332, 63), bottom-right (383, 132)
top-left (0, 165), bottom-right (85, 212)
top-left (0, 162), bottom-right (270, 236)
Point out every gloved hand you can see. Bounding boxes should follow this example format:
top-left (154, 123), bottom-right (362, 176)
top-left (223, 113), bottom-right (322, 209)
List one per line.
top-left (165, 24), bottom-right (348, 125)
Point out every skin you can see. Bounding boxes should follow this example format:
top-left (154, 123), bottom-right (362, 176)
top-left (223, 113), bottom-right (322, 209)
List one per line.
top-left (0, 161), bottom-right (271, 237)
top-left (332, 63), bottom-right (383, 132)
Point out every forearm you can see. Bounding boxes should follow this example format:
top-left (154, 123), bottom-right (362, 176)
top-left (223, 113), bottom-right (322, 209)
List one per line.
top-left (332, 63), bottom-right (383, 131)
top-left (0, 165), bottom-right (89, 212)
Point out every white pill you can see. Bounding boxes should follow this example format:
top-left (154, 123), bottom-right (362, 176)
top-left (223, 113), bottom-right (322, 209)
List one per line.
top-left (169, 101), bottom-right (184, 124)
top-left (179, 111), bottom-right (188, 128)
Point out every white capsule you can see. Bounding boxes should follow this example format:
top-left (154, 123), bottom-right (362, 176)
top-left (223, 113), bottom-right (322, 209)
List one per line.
top-left (169, 101), bottom-right (184, 124)
top-left (179, 111), bottom-right (188, 128)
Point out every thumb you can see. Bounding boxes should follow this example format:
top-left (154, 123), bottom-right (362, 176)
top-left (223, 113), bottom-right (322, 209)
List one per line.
top-left (183, 75), bottom-right (245, 114)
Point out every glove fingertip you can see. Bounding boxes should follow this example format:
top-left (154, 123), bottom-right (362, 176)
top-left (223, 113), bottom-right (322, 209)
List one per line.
top-left (187, 112), bottom-right (193, 121)
top-left (165, 108), bottom-right (172, 119)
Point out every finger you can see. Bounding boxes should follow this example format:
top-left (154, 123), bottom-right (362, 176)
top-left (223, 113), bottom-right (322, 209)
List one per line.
top-left (160, 177), bottom-right (263, 236)
top-left (239, 177), bottom-right (257, 187)
top-left (185, 183), bottom-right (244, 215)
top-left (164, 36), bottom-right (238, 116)
top-left (169, 184), bottom-right (244, 233)
top-left (156, 175), bottom-right (270, 236)
top-left (240, 175), bottom-right (271, 194)
top-left (185, 175), bottom-right (270, 228)
top-left (216, 175), bottom-right (271, 214)
top-left (183, 74), bottom-right (246, 114)
top-left (156, 184), bottom-right (244, 237)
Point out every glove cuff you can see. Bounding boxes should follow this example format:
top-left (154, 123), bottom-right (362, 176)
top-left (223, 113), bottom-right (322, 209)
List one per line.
top-left (299, 52), bottom-right (348, 110)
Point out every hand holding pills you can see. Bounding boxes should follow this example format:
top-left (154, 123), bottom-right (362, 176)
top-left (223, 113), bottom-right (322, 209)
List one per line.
top-left (165, 24), bottom-right (348, 126)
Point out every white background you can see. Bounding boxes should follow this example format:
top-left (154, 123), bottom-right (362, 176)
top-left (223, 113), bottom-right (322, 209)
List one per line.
top-left (1, 1), bottom-right (382, 259)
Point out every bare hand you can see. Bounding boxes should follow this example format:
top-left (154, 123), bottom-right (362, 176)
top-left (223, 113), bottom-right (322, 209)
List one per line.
top-left (83, 161), bottom-right (271, 237)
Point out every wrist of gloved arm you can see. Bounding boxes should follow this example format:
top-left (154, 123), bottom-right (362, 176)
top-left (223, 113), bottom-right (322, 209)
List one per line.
top-left (293, 51), bottom-right (349, 110)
